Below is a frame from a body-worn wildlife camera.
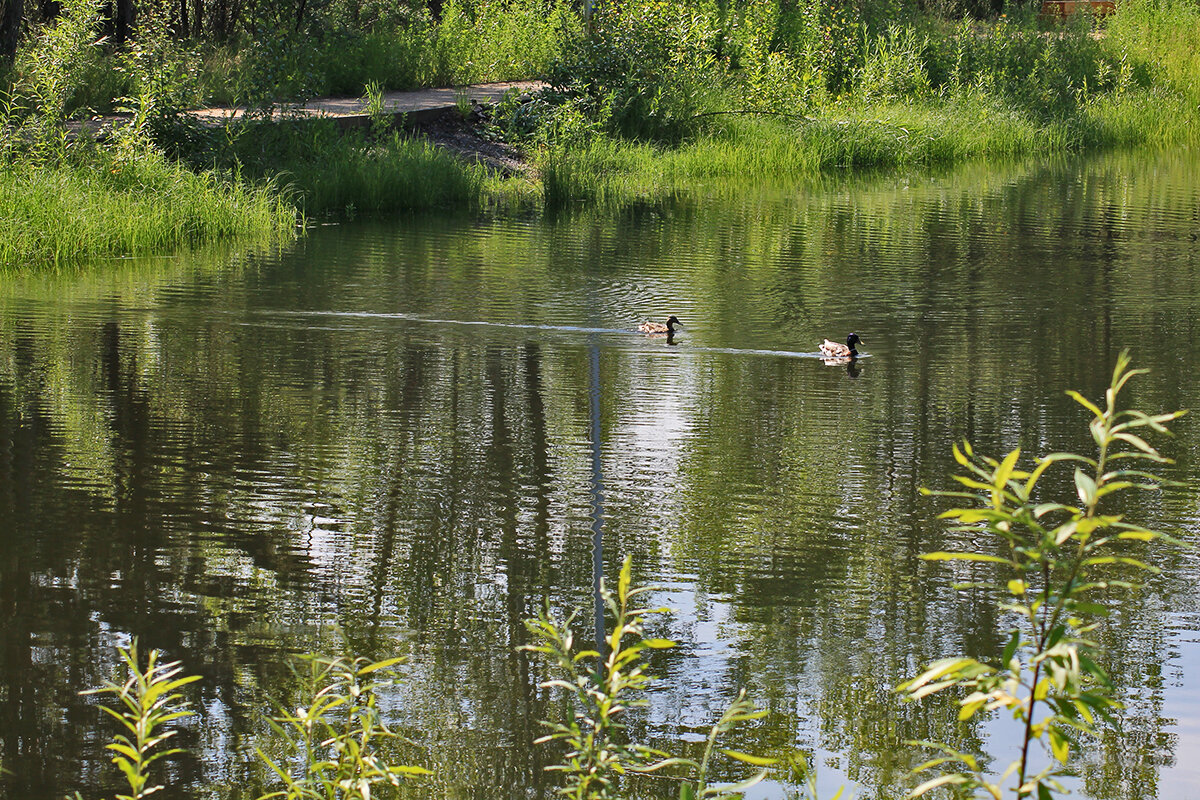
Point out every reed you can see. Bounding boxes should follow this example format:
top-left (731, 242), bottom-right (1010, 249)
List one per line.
top-left (0, 152), bottom-right (296, 269)
top-left (539, 99), bottom-right (1061, 208)
top-left (222, 120), bottom-right (537, 216)
top-left (278, 134), bottom-right (490, 215)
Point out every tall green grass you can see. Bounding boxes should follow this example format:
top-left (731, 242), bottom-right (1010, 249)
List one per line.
top-left (5, 0), bottom-right (1199, 263)
top-left (275, 133), bottom-right (507, 215)
top-left (536, 0), bottom-right (1200, 208)
top-left (0, 150), bottom-right (296, 268)
top-left (199, 0), bottom-right (576, 106)
top-left (210, 117), bottom-right (537, 215)
top-left (538, 96), bottom-right (1067, 207)
top-left (1107, 0), bottom-right (1200, 106)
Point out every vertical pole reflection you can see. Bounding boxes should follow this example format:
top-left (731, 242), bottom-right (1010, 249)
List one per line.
top-left (587, 339), bottom-right (607, 658)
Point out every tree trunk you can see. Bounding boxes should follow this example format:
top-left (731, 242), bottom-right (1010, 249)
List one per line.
top-left (0, 0), bottom-right (24, 62)
top-left (191, 0), bottom-right (200, 38)
top-left (113, 0), bottom-right (132, 43)
top-left (213, 0), bottom-right (227, 39)
top-left (178, 0), bottom-right (188, 37)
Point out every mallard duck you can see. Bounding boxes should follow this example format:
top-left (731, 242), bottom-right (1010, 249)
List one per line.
top-left (639, 316), bottom-right (681, 334)
top-left (819, 333), bottom-right (862, 358)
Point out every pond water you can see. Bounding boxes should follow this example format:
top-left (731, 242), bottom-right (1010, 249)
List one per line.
top-left (1, 148), bottom-right (1199, 800)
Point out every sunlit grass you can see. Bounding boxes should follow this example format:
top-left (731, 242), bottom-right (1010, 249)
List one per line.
top-left (196, 0), bottom-right (575, 105)
top-left (0, 150), bottom-right (296, 268)
top-left (539, 98), bottom-right (1049, 207)
top-left (4, 0), bottom-right (1198, 264)
top-left (224, 123), bottom-right (539, 216)
top-left (1107, 0), bottom-right (1200, 106)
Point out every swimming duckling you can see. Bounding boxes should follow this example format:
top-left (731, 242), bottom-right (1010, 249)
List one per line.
top-left (819, 333), bottom-right (862, 358)
top-left (639, 316), bottom-right (681, 334)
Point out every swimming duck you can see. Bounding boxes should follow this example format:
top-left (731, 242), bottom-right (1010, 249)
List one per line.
top-left (639, 316), bottom-right (681, 334)
top-left (820, 333), bottom-right (862, 358)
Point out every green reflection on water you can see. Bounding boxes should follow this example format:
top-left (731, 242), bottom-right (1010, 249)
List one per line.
top-left (0, 148), bottom-right (1198, 800)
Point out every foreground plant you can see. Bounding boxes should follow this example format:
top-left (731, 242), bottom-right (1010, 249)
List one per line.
top-left (899, 352), bottom-right (1186, 798)
top-left (524, 555), bottom-right (773, 800)
top-left (85, 644), bottom-right (427, 800)
top-left (82, 640), bottom-right (201, 800)
top-left (257, 653), bottom-right (431, 799)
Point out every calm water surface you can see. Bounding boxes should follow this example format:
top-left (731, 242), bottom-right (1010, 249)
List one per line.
top-left (2, 149), bottom-right (1199, 800)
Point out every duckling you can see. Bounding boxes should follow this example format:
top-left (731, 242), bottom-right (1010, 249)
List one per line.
top-left (819, 333), bottom-right (862, 358)
top-left (639, 316), bottom-right (681, 334)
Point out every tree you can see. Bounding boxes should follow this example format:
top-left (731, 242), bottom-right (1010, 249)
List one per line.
top-left (1, 0), bottom-right (25, 60)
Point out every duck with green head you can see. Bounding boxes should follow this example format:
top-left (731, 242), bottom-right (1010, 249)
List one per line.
top-left (820, 333), bottom-right (862, 358)
top-left (639, 316), bottom-right (681, 334)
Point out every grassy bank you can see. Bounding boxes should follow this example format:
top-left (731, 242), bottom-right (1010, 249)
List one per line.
top-left (201, 118), bottom-right (538, 217)
top-left (0, 149), bottom-right (295, 267)
top-left (2, 0), bottom-right (1199, 267)
top-left (539, 86), bottom-right (1199, 206)
top-left (532, 0), bottom-right (1200, 205)
top-left (197, 0), bottom-right (577, 104)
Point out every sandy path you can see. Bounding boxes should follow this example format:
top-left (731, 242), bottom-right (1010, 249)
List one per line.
top-left (187, 81), bottom-right (546, 128)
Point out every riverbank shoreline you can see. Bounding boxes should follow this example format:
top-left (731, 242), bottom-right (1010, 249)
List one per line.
top-left (4, 0), bottom-right (1199, 269)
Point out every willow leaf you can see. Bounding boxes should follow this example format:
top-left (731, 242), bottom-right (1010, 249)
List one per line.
top-left (920, 552), bottom-right (1014, 565)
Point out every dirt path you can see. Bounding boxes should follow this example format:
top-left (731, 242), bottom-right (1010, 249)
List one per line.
top-left (187, 80), bottom-right (546, 175)
top-left (188, 81), bottom-right (545, 128)
top-left (72, 81), bottom-right (546, 175)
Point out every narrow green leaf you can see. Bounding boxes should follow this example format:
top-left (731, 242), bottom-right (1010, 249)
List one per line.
top-left (105, 742), bottom-right (141, 761)
top-left (1002, 630), bottom-right (1020, 667)
top-left (642, 639), bottom-right (677, 649)
top-left (1053, 520), bottom-right (1078, 545)
top-left (1033, 502), bottom-right (1072, 518)
top-left (1049, 728), bottom-right (1070, 763)
top-left (909, 773), bottom-right (969, 798)
top-left (1065, 390), bottom-right (1103, 418)
top-left (919, 552), bottom-right (1014, 565)
top-left (958, 698), bottom-right (986, 721)
top-left (994, 449), bottom-right (1020, 506)
top-left (389, 765), bottom-right (433, 776)
top-left (951, 475), bottom-right (1001, 492)
top-left (719, 749), bottom-right (777, 767)
top-left (358, 657), bottom-right (406, 675)
top-left (952, 442), bottom-right (969, 467)
top-left (703, 769), bottom-right (769, 796)
top-left (1112, 432), bottom-right (1160, 457)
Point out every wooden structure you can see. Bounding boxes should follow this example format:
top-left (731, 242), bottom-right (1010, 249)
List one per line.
top-left (1040, 1), bottom-right (1117, 19)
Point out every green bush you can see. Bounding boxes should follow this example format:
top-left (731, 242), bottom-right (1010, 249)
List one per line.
top-left (84, 644), bottom-right (428, 800)
top-left (858, 24), bottom-right (932, 102)
top-left (546, 0), bottom-right (723, 142)
top-left (524, 556), bottom-right (774, 800)
top-left (901, 353), bottom-right (1186, 798)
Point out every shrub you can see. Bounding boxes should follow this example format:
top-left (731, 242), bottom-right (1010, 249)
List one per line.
top-left (525, 556), bottom-right (774, 800)
top-left (546, 0), bottom-right (723, 142)
top-left (900, 353), bottom-right (1186, 798)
